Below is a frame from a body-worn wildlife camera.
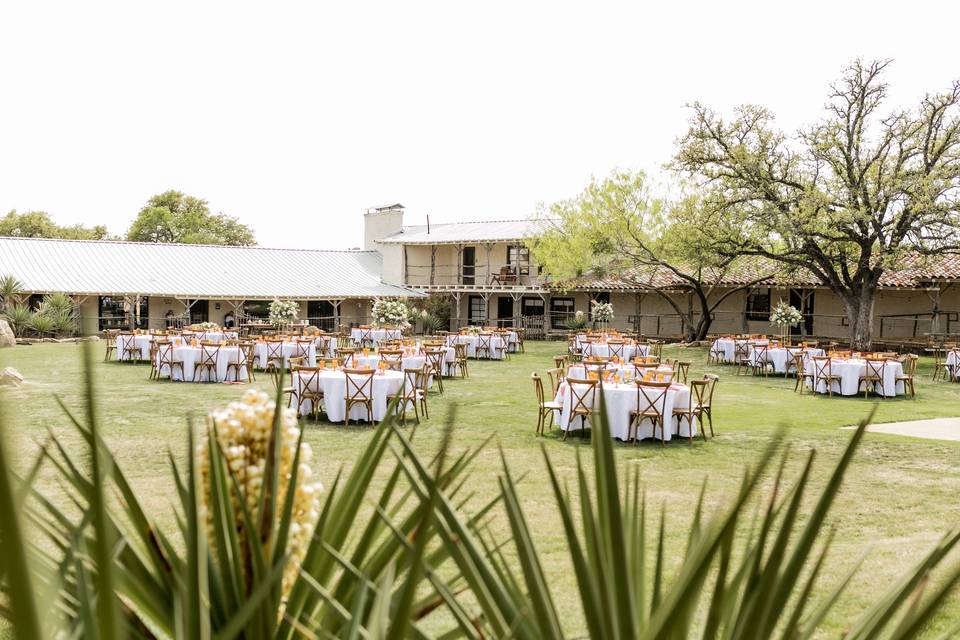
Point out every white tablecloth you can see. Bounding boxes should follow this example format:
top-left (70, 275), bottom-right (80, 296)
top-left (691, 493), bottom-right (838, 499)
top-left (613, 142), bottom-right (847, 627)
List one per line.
top-left (567, 364), bottom-right (673, 382)
top-left (554, 381), bottom-right (695, 441)
top-left (747, 347), bottom-right (825, 373)
top-left (159, 345), bottom-right (248, 382)
top-left (253, 342), bottom-right (317, 369)
top-left (188, 331), bottom-right (237, 343)
top-left (292, 369), bottom-right (405, 422)
top-left (445, 334), bottom-right (506, 359)
top-left (351, 328), bottom-right (402, 344)
top-left (116, 335), bottom-right (184, 361)
top-left (579, 342), bottom-right (648, 361)
top-left (313, 335), bottom-right (337, 358)
top-left (355, 354), bottom-right (427, 371)
top-left (805, 359), bottom-right (905, 396)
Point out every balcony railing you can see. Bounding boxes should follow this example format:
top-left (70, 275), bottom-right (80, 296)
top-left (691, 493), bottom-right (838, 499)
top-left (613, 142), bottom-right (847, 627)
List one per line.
top-left (404, 262), bottom-right (545, 287)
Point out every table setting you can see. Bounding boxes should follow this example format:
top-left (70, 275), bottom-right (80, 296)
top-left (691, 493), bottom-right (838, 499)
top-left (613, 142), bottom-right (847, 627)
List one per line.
top-left (292, 366), bottom-right (406, 422)
top-left (805, 356), bottom-right (905, 396)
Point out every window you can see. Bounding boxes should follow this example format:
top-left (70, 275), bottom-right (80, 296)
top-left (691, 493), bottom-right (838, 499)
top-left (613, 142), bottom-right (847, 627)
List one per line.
top-left (507, 244), bottom-right (531, 276)
top-left (308, 300), bottom-right (336, 331)
top-left (521, 297), bottom-right (544, 317)
top-left (589, 291), bottom-right (610, 320)
top-left (243, 300), bottom-right (270, 320)
top-left (468, 295), bottom-right (486, 325)
top-left (745, 288), bottom-right (771, 321)
top-left (549, 297), bottom-right (575, 328)
top-left (188, 299), bottom-right (209, 323)
top-left (99, 296), bottom-right (148, 331)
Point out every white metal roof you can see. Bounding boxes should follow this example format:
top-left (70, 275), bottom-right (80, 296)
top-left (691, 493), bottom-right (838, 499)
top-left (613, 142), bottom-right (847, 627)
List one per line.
top-left (376, 219), bottom-right (550, 245)
top-left (0, 237), bottom-right (423, 299)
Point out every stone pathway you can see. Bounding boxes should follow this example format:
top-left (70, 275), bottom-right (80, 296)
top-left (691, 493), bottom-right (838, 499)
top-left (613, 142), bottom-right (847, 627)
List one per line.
top-left (843, 418), bottom-right (960, 442)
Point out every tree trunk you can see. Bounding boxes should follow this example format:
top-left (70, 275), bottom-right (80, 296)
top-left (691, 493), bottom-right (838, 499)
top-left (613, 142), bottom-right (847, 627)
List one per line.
top-left (842, 285), bottom-right (877, 350)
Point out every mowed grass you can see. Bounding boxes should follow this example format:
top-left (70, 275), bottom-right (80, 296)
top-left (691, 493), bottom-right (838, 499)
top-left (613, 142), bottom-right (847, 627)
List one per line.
top-left (2, 340), bottom-right (960, 636)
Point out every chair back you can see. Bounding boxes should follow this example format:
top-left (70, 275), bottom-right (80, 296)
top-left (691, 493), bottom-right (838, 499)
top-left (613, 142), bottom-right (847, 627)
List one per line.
top-left (703, 374), bottom-right (719, 409)
top-left (344, 368), bottom-right (374, 401)
top-left (380, 349), bottom-right (404, 371)
top-left (546, 367), bottom-right (565, 396)
top-left (812, 356), bottom-right (832, 379)
top-left (200, 344), bottom-right (221, 367)
top-left (425, 348), bottom-right (445, 375)
top-left (566, 378), bottom-right (598, 415)
top-left (296, 366), bottom-right (323, 394)
top-left (690, 379), bottom-right (710, 411)
top-left (478, 333), bottom-right (493, 352)
top-left (634, 381), bottom-right (671, 420)
top-left (454, 342), bottom-right (468, 361)
top-left (752, 343), bottom-right (769, 363)
top-left (531, 372), bottom-right (547, 405)
top-left (608, 341), bottom-right (626, 360)
top-left (864, 358), bottom-right (886, 379)
top-left (157, 342), bottom-right (176, 367)
top-left (402, 367), bottom-right (422, 401)
top-left (336, 348), bottom-right (357, 367)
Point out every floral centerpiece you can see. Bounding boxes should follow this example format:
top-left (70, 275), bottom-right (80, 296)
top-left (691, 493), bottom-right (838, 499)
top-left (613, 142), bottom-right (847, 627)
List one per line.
top-left (591, 300), bottom-right (615, 329)
top-left (198, 321), bottom-right (219, 332)
top-left (269, 298), bottom-right (300, 329)
top-left (371, 298), bottom-right (411, 331)
top-left (199, 389), bottom-right (323, 598)
top-left (770, 300), bottom-right (803, 342)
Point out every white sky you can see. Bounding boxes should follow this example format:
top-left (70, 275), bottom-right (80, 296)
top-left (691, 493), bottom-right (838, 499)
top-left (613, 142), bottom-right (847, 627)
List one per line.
top-left (1, 1), bottom-right (957, 249)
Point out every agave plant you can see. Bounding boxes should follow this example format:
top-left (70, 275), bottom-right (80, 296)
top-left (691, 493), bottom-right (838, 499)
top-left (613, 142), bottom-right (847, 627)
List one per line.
top-left (0, 274), bottom-right (23, 312)
top-left (3, 303), bottom-right (34, 337)
top-left (27, 311), bottom-right (55, 337)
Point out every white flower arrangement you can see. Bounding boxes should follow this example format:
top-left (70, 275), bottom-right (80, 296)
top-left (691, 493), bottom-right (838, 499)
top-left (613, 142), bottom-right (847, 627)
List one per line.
top-left (200, 389), bottom-right (323, 598)
top-left (198, 321), bottom-right (220, 331)
top-left (268, 299), bottom-right (300, 327)
top-left (371, 298), bottom-right (411, 330)
top-left (770, 301), bottom-right (803, 327)
top-left (591, 300), bottom-right (615, 324)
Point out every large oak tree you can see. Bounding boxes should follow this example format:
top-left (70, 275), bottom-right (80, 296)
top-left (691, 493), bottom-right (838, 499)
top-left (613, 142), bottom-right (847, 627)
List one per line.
top-left (674, 60), bottom-right (960, 349)
top-left (529, 169), bottom-right (771, 341)
top-left (127, 190), bottom-right (255, 246)
top-left (0, 210), bottom-right (110, 240)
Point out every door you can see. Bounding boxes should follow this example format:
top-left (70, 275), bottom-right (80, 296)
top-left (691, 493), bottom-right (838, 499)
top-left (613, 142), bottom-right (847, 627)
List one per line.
top-left (468, 295), bottom-right (485, 325)
top-left (497, 296), bottom-right (514, 327)
top-left (308, 300), bottom-right (336, 331)
top-left (462, 246), bottom-right (476, 285)
top-left (789, 289), bottom-right (815, 335)
top-left (189, 299), bottom-right (209, 324)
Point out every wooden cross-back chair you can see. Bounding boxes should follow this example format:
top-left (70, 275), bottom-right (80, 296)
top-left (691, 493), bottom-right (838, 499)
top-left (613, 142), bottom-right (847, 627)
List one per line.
top-left (563, 378), bottom-right (598, 441)
top-left (674, 361), bottom-right (691, 384)
top-left (155, 341), bottom-right (183, 382)
top-left (701, 374), bottom-right (718, 437)
top-left (119, 333), bottom-right (139, 363)
top-left (897, 354), bottom-right (918, 398)
top-left (545, 367), bottom-right (565, 397)
top-left (398, 367), bottom-right (424, 425)
top-left (194, 344), bottom-right (221, 382)
top-left (673, 378), bottom-right (710, 442)
top-left (103, 329), bottom-right (121, 361)
top-left (811, 356), bottom-right (840, 396)
top-left (357, 327), bottom-right (374, 348)
top-left (264, 340), bottom-right (286, 372)
top-left (532, 373), bottom-right (562, 436)
top-left (225, 343), bottom-right (252, 383)
top-left (630, 381), bottom-right (671, 446)
top-left (476, 333), bottom-right (494, 359)
top-left (792, 351), bottom-right (813, 393)
top-left (607, 341), bottom-right (626, 361)
top-left (336, 348), bottom-right (358, 368)
top-left (294, 366), bottom-right (325, 421)
top-left (451, 343), bottom-right (469, 378)
top-left (750, 343), bottom-right (773, 377)
top-left (343, 368), bottom-right (375, 425)
top-left (424, 348), bottom-right (446, 393)
top-left (707, 340), bottom-right (724, 364)
top-left (380, 349), bottom-right (404, 371)
top-left (733, 340), bottom-right (751, 375)
top-left (859, 358), bottom-right (887, 398)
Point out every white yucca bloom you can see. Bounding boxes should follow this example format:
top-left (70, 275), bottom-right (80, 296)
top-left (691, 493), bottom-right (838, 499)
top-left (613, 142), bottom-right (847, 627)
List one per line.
top-left (199, 389), bottom-right (323, 598)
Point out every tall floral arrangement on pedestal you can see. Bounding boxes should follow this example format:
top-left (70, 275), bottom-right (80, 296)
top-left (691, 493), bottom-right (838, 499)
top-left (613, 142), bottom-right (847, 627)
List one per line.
top-left (200, 389), bottom-right (323, 599)
top-left (770, 300), bottom-right (803, 342)
top-left (371, 298), bottom-right (412, 332)
top-left (268, 298), bottom-right (299, 330)
top-left (591, 300), bottom-right (614, 330)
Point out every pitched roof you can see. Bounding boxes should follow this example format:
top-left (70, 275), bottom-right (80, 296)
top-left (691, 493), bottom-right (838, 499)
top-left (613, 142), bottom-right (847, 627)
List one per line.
top-left (376, 219), bottom-right (550, 245)
top-left (0, 237), bottom-right (424, 299)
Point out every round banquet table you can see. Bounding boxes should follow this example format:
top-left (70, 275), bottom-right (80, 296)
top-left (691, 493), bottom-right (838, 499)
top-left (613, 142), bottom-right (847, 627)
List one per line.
top-left (253, 342), bottom-right (317, 369)
top-left (804, 358), bottom-right (905, 396)
top-left (188, 331), bottom-right (238, 343)
top-left (748, 347), bottom-right (825, 373)
top-left (711, 338), bottom-right (740, 363)
top-left (159, 345), bottom-right (249, 382)
top-left (292, 369), bottom-right (405, 422)
top-left (115, 334), bottom-right (184, 361)
top-left (554, 380), bottom-right (695, 441)
top-left (580, 342), bottom-right (647, 361)
top-left (567, 364), bottom-right (673, 382)
top-left (445, 334), bottom-right (506, 359)
top-left (351, 328), bottom-right (403, 344)
top-left (312, 335), bottom-right (338, 358)
top-left (355, 354), bottom-right (427, 371)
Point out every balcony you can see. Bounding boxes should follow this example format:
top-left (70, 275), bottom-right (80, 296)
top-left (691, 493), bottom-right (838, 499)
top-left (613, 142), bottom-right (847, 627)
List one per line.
top-left (404, 263), bottom-right (547, 290)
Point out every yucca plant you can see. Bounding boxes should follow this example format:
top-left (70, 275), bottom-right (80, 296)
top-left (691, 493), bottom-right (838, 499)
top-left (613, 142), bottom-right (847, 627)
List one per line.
top-left (27, 311), bottom-right (55, 337)
top-left (390, 401), bottom-right (960, 638)
top-left (3, 303), bottom-right (34, 337)
top-left (0, 346), bottom-right (501, 638)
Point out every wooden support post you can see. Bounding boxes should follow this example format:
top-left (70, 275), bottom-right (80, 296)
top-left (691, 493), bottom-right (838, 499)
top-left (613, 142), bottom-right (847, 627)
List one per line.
top-left (403, 245), bottom-right (409, 285)
top-left (456, 244), bottom-right (463, 285)
top-left (430, 246), bottom-right (437, 286)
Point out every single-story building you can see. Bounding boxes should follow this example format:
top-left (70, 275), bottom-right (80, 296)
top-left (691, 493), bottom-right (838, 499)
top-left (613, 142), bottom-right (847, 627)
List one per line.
top-left (0, 236), bottom-right (423, 334)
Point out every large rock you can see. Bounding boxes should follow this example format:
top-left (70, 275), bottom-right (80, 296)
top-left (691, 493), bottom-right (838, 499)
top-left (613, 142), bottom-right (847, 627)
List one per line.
top-left (0, 319), bottom-right (14, 348)
top-left (0, 367), bottom-right (23, 387)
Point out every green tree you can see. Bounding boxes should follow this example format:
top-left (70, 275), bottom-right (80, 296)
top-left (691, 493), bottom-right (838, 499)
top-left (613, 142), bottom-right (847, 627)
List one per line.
top-left (0, 210), bottom-right (110, 240)
top-left (674, 59), bottom-right (960, 350)
top-left (126, 190), bottom-right (255, 245)
top-left (529, 170), bottom-right (770, 341)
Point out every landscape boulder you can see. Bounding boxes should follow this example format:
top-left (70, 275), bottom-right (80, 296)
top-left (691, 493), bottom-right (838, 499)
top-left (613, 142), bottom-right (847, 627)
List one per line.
top-left (0, 367), bottom-right (23, 387)
top-left (0, 319), bottom-right (15, 348)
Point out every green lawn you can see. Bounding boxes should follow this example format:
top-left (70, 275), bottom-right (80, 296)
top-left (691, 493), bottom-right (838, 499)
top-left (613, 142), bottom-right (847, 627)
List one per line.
top-left (2, 340), bottom-right (960, 636)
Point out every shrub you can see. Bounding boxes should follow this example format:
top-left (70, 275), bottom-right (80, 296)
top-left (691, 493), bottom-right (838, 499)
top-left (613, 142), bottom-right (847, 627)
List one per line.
top-left (3, 303), bottom-right (33, 337)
